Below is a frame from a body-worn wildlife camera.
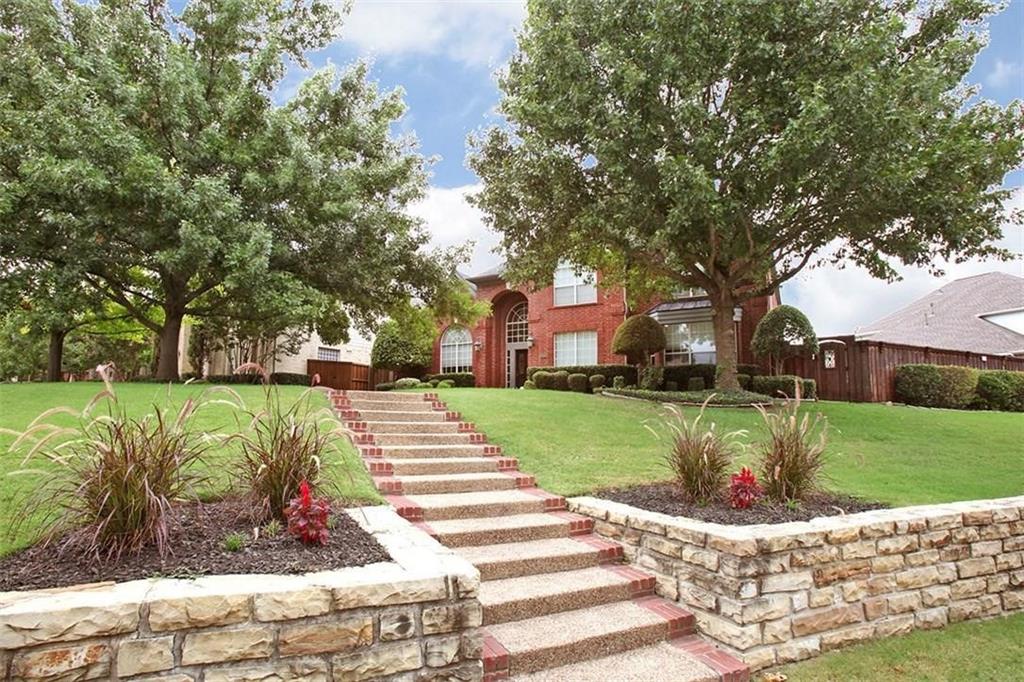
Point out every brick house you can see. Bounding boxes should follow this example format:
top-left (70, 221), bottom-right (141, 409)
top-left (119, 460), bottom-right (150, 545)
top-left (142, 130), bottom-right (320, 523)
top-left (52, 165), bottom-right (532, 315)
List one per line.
top-left (431, 264), bottom-right (780, 388)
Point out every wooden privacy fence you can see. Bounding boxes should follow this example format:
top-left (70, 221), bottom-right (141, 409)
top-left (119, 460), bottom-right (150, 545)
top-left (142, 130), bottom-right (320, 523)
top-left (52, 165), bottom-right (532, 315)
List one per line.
top-left (306, 360), bottom-right (395, 391)
top-left (784, 335), bottom-right (1024, 403)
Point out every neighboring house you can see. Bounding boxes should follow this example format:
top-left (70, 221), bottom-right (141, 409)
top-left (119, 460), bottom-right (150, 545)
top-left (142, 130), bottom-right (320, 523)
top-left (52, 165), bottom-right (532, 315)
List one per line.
top-left (854, 272), bottom-right (1024, 357)
top-left (432, 263), bottom-right (780, 388)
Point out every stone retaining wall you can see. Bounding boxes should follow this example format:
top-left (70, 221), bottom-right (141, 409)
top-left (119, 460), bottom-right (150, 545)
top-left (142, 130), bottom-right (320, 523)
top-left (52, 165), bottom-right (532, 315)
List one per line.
top-left (568, 495), bottom-right (1024, 670)
top-left (0, 507), bottom-right (482, 681)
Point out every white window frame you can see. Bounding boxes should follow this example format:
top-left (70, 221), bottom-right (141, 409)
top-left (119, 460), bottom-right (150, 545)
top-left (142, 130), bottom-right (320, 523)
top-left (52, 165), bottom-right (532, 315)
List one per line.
top-left (553, 331), bottom-right (598, 366)
top-left (440, 326), bottom-right (473, 374)
top-left (663, 321), bottom-right (716, 365)
top-left (553, 264), bottom-right (597, 307)
top-left (317, 347), bottom-right (341, 362)
top-left (672, 286), bottom-right (707, 299)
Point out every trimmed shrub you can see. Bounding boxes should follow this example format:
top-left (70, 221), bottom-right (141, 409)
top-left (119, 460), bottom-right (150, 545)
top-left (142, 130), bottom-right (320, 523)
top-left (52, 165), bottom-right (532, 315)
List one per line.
top-left (687, 377), bottom-right (705, 392)
top-left (639, 366), bottom-right (664, 391)
top-left (395, 377), bottom-right (421, 389)
top-left (737, 363), bottom-right (764, 377)
top-left (589, 374), bottom-right (606, 390)
top-left (533, 370), bottom-right (552, 389)
top-left (568, 373), bottom-right (589, 393)
top-left (975, 370), bottom-right (1024, 412)
top-left (612, 375), bottom-right (626, 389)
top-left (894, 364), bottom-right (978, 409)
top-left (755, 395), bottom-right (828, 502)
top-left (603, 387), bottom-right (774, 406)
top-left (270, 372), bottom-right (312, 386)
top-left (375, 382), bottom-right (395, 391)
top-left (656, 403), bottom-right (743, 503)
top-left (206, 373), bottom-right (262, 385)
top-left (751, 304), bottom-right (819, 375)
top-left (736, 374), bottom-right (753, 391)
top-left (664, 364), bottom-right (717, 390)
top-left (436, 379), bottom-right (455, 388)
top-left (523, 380), bottom-right (537, 390)
top-left (425, 372), bottom-right (475, 387)
top-left (551, 370), bottom-right (570, 391)
top-left (527, 364), bottom-right (636, 386)
top-left (612, 315), bottom-right (667, 364)
top-left (665, 380), bottom-right (678, 392)
top-left (752, 375), bottom-right (816, 400)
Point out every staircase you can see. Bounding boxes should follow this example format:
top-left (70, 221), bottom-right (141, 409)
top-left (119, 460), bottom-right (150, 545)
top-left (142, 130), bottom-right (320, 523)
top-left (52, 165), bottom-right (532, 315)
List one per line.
top-left (334, 390), bottom-right (750, 682)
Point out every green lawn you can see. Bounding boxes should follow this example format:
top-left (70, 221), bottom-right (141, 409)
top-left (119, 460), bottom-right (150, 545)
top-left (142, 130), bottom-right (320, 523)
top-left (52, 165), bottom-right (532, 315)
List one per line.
top-left (774, 613), bottom-right (1024, 681)
top-left (0, 382), bottom-right (381, 556)
top-left (434, 389), bottom-right (1024, 506)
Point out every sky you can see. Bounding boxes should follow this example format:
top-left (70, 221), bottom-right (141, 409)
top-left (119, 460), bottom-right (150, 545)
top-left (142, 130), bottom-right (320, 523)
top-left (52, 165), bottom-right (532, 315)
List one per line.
top-left (286, 0), bottom-right (1023, 336)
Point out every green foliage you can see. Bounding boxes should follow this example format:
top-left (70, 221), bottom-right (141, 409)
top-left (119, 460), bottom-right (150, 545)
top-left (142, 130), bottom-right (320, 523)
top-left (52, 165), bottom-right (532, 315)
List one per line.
top-left (751, 305), bottom-right (820, 374)
top-left (270, 373), bottom-right (313, 386)
top-left (665, 381), bottom-right (678, 392)
top-left (528, 364), bottom-right (636, 386)
top-left (436, 380), bottom-right (455, 389)
top-left (523, 380), bottom-right (537, 390)
top-left (603, 388), bottom-right (773, 406)
top-left (736, 374), bottom-right (753, 391)
top-left (611, 316), bottom-right (667, 365)
top-left (975, 371), bottom-right (1024, 412)
top-left (262, 519), bottom-right (283, 538)
top-left (588, 374), bottom-right (606, 391)
top-left (222, 532), bottom-right (247, 552)
top-left (687, 377), bottom-right (706, 392)
top-left (664, 364), bottom-right (716, 390)
top-left (394, 378), bottom-right (422, 389)
top-left (755, 395), bottom-right (828, 502)
top-left (424, 372), bottom-right (476, 387)
top-left (650, 402), bottom-right (744, 503)
top-left (567, 373), bottom-right (589, 393)
top-left (639, 366), bottom-right (664, 391)
top-left (375, 382), bottom-right (396, 391)
top-left (371, 317), bottom-right (434, 375)
top-left (612, 375), bottom-right (626, 389)
top-left (894, 364), bottom-right (979, 409)
top-left (532, 371), bottom-right (553, 390)
top-left (469, 0), bottom-right (1024, 391)
top-left (737, 364), bottom-right (764, 377)
top-left (551, 370), bottom-right (570, 391)
top-left (752, 376), bottom-right (817, 401)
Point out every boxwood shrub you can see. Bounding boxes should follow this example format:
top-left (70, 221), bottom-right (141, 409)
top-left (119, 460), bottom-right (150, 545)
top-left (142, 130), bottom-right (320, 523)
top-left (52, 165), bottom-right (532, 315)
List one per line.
top-left (663, 364), bottom-right (716, 389)
top-left (375, 382), bottom-right (396, 391)
top-left (589, 374), bottom-right (606, 391)
top-left (639, 366), bottom-right (664, 391)
top-left (551, 370), bottom-right (570, 391)
top-left (751, 375), bottom-right (817, 400)
top-left (424, 372), bottom-right (475, 387)
top-left (603, 387), bottom-right (774, 406)
top-left (527, 364), bottom-right (636, 386)
top-left (687, 377), bottom-right (706, 392)
top-left (533, 370), bottom-right (553, 390)
top-left (523, 380), bottom-right (537, 390)
top-left (894, 364), bottom-right (978, 409)
top-left (270, 372), bottom-right (312, 386)
top-left (975, 370), bottom-right (1024, 412)
top-left (567, 373), bottom-right (589, 393)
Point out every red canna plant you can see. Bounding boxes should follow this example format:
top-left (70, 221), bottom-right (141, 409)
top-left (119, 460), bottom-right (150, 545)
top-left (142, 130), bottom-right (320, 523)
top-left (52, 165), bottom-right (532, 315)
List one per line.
top-left (728, 467), bottom-right (764, 510)
top-left (284, 480), bottom-right (331, 545)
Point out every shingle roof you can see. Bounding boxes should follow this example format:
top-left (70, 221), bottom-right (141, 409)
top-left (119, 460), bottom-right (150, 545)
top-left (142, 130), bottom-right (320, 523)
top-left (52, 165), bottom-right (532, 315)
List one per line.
top-left (465, 263), bottom-right (506, 283)
top-left (855, 272), bottom-right (1024, 355)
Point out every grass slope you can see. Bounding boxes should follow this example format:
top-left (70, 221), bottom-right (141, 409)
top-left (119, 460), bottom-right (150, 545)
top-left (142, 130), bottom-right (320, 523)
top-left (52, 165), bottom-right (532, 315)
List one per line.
top-left (0, 382), bottom-right (381, 556)
top-left (433, 389), bottom-right (1024, 506)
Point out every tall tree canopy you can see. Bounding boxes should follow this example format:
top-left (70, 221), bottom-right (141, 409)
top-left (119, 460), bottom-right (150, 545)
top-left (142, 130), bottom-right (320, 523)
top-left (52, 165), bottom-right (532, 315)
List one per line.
top-left (469, 0), bottom-right (1023, 389)
top-left (0, 0), bottom-right (459, 380)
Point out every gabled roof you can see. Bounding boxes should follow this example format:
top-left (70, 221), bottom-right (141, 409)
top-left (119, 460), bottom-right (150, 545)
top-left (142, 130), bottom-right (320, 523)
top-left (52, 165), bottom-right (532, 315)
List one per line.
top-left (464, 263), bottom-right (506, 284)
top-left (855, 272), bottom-right (1024, 355)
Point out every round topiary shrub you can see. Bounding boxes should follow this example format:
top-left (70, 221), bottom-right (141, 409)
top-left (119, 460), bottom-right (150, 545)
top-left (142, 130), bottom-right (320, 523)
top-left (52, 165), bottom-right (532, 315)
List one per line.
top-left (612, 315), bottom-right (667, 365)
top-left (736, 374), bottom-right (753, 391)
top-left (687, 376), bottom-right (705, 392)
top-left (975, 370), bottom-right (1024, 412)
top-left (523, 380), bottom-right (537, 390)
top-left (375, 382), bottom-right (395, 391)
top-left (552, 370), bottom-right (570, 391)
top-left (395, 377), bottom-right (421, 389)
top-left (612, 375), bottom-right (626, 389)
top-left (568, 373), bottom-right (589, 393)
top-left (436, 379), bottom-right (455, 388)
top-left (751, 305), bottom-right (819, 375)
top-left (589, 374), bottom-right (606, 390)
top-left (533, 370), bottom-right (553, 389)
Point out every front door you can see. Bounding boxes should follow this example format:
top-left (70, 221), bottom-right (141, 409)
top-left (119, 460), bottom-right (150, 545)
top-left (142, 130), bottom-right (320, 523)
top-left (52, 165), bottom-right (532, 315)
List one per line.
top-left (514, 348), bottom-right (529, 388)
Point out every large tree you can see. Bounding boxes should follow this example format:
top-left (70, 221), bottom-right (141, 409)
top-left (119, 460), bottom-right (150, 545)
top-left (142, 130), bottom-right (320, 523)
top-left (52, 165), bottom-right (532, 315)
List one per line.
top-left (0, 0), bottom-right (458, 380)
top-left (469, 0), bottom-right (1023, 389)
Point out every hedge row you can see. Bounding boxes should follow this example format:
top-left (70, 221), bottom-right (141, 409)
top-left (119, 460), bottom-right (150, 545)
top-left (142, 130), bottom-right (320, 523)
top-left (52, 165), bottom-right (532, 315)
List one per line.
top-left (602, 387), bottom-right (775, 406)
top-left (527, 364), bottom-right (636, 385)
top-left (526, 363), bottom-right (764, 388)
top-left (894, 364), bottom-right (1024, 411)
top-left (140, 372), bottom-right (313, 386)
top-left (751, 375), bottom-right (817, 400)
top-left (423, 372), bottom-right (475, 387)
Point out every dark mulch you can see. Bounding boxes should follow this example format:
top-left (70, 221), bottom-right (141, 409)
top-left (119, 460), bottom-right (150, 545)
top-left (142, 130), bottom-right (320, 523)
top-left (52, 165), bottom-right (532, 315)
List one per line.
top-left (597, 482), bottom-right (886, 526)
top-left (0, 499), bottom-right (391, 592)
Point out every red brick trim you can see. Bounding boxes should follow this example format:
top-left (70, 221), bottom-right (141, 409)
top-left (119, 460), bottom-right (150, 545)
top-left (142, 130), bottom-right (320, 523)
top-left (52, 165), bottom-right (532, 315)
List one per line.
top-left (482, 632), bottom-right (510, 681)
top-left (386, 494), bottom-right (423, 522)
top-left (365, 460), bottom-right (393, 476)
top-left (572, 534), bottom-right (624, 562)
top-left (602, 565), bottom-right (656, 597)
top-left (482, 444), bottom-right (502, 456)
top-left (671, 636), bottom-right (750, 682)
top-left (469, 433), bottom-right (488, 444)
top-left (518, 487), bottom-right (566, 511)
top-left (431, 401), bottom-right (447, 411)
top-left (422, 392), bottom-right (439, 402)
top-left (374, 477), bottom-right (403, 495)
top-left (412, 520), bottom-right (437, 539)
top-left (345, 421), bottom-right (368, 432)
top-left (351, 433), bottom-right (375, 445)
top-left (495, 457), bottom-right (519, 472)
top-left (503, 472), bottom-right (536, 488)
top-left (444, 411), bottom-right (462, 421)
top-left (549, 511), bottom-right (594, 535)
top-left (359, 446), bottom-right (383, 459)
top-left (339, 409), bottom-right (361, 420)
top-left (457, 422), bottom-right (476, 433)
top-left (632, 596), bottom-right (696, 638)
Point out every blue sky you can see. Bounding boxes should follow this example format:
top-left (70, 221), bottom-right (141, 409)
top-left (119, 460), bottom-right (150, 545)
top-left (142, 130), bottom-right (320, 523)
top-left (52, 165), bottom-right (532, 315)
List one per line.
top-left (286, 0), bottom-right (1023, 334)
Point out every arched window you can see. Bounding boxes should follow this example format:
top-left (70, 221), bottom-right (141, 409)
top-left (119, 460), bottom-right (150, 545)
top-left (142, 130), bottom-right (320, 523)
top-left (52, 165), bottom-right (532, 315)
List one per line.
top-left (440, 326), bottom-right (473, 373)
top-left (506, 302), bottom-right (529, 344)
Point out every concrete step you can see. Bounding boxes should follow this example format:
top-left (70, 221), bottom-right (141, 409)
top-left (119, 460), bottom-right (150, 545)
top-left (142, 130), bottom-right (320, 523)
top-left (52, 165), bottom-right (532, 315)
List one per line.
top-left (337, 390), bottom-right (434, 402)
top-left (371, 433), bottom-right (480, 446)
top-left (381, 472), bottom-right (532, 495)
top-left (480, 566), bottom-right (655, 625)
top-left (386, 457), bottom-right (517, 476)
top-left (511, 640), bottom-right (730, 682)
top-left (457, 537), bottom-right (624, 581)
top-left (362, 421), bottom-right (464, 434)
top-left (484, 598), bottom-right (696, 676)
top-left (356, 410), bottom-right (450, 422)
top-left (388, 489), bottom-right (561, 522)
top-left (347, 399), bottom-right (438, 412)
top-left (418, 511), bottom-right (590, 546)
top-left (368, 444), bottom-right (500, 459)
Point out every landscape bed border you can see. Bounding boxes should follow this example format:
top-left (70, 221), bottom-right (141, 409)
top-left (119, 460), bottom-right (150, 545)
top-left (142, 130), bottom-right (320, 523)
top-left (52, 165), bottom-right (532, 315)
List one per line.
top-left (0, 506), bottom-right (483, 682)
top-left (567, 494), bottom-right (1024, 671)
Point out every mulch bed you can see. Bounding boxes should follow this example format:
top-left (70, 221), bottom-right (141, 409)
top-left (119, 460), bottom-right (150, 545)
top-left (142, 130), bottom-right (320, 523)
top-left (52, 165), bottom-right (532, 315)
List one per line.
top-left (0, 499), bottom-right (391, 592)
top-left (597, 482), bottom-right (886, 526)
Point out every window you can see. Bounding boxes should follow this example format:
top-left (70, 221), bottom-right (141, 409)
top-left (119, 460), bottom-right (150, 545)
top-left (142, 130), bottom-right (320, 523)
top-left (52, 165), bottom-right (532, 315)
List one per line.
top-left (823, 349), bottom-right (836, 369)
top-left (440, 326), bottom-right (473, 373)
top-left (672, 287), bottom-right (707, 299)
top-left (664, 321), bottom-right (716, 365)
top-left (553, 264), bottom-right (597, 306)
top-left (317, 347), bottom-right (341, 362)
top-left (506, 302), bottom-right (529, 344)
top-left (554, 331), bottom-right (598, 366)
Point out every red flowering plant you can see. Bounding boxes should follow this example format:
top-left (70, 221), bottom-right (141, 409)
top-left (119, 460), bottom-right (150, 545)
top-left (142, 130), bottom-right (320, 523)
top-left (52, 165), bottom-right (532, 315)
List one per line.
top-left (728, 467), bottom-right (764, 510)
top-left (284, 480), bottom-right (332, 545)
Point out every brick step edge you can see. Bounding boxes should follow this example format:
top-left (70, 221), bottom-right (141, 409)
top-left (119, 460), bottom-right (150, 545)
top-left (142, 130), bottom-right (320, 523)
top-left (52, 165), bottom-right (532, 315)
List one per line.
top-left (671, 636), bottom-right (751, 682)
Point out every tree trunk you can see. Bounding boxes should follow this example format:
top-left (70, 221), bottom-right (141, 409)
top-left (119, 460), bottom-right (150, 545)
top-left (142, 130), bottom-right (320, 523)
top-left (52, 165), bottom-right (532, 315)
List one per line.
top-left (712, 292), bottom-right (740, 391)
top-left (155, 310), bottom-right (184, 381)
top-left (46, 329), bottom-right (66, 382)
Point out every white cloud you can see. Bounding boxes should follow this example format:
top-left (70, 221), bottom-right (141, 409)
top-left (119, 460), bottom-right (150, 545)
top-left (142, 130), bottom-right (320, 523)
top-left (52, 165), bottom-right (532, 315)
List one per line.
top-left (410, 184), bottom-right (502, 275)
top-left (340, 0), bottom-right (525, 69)
top-left (782, 191), bottom-right (1024, 336)
top-left (986, 59), bottom-right (1024, 89)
